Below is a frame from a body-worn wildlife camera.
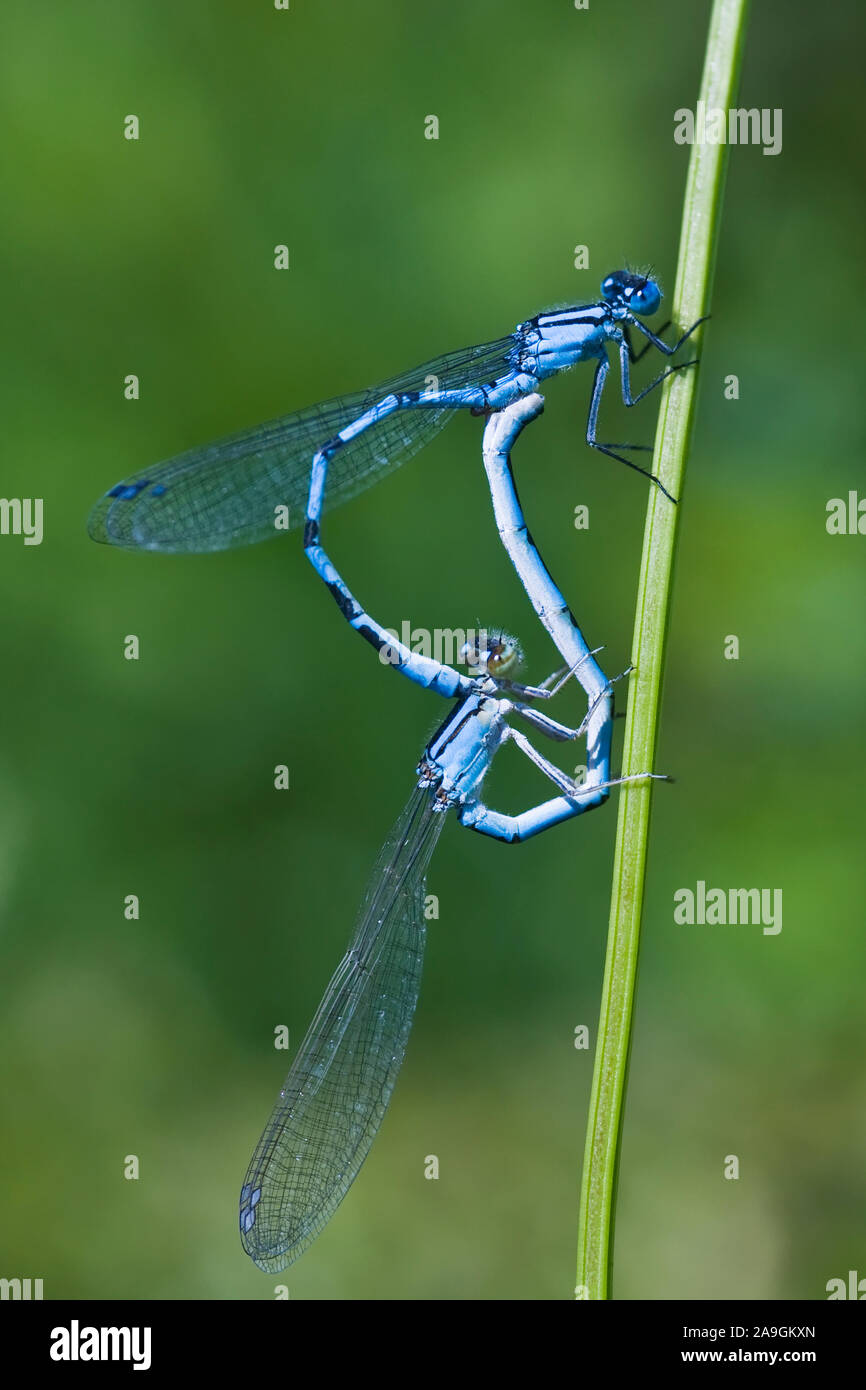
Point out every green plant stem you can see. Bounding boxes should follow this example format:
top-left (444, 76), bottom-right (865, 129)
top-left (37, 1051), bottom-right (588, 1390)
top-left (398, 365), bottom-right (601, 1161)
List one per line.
top-left (575, 0), bottom-right (750, 1300)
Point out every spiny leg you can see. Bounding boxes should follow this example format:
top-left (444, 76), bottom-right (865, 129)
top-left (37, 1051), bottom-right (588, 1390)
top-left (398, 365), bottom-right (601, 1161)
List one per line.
top-left (505, 724), bottom-right (590, 794)
top-left (624, 320), bottom-right (671, 363)
top-left (460, 722), bottom-right (669, 843)
top-left (507, 723), bottom-right (668, 797)
top-left (508, 665), bottom-right (632, 745)
top-left (574, 664), bottom-right (634, 740)
top-left (585, 357), bottom-right (677, 501)
top-left (617, 335), bottom-right (697, 409)
top-left (588, 309), bottom-right (707, 499)
top-left (510, 703), bottom-right (585, 743)
top-left (625, 311), bottom-right (708, 357)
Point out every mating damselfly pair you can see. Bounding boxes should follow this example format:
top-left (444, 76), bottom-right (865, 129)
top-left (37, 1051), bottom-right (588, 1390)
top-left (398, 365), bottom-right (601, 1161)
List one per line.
top-left (90, 272), bottom-right (700, 1270)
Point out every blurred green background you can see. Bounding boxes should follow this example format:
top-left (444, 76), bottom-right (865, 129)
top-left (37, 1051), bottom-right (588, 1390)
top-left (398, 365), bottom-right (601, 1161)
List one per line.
top-left (1, 0), bottom-right (864, 1300)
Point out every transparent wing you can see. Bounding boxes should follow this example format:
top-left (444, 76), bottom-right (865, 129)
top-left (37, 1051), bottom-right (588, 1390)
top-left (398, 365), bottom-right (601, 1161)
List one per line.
top-left (239, 786), bottom-right (445, 1272)
top-left (89, 336), bottom-right (518, 553)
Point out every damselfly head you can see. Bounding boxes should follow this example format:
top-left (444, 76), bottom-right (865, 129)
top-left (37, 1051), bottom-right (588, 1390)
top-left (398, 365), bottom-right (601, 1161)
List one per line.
top-left (601, 269), bottom-right (662, 318)
top-left (459, 629), bottom-right (523, 679)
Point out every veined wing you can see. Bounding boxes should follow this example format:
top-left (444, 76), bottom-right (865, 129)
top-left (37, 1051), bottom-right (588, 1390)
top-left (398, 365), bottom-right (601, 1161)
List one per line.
top-left (89, 336), bottom-right (517, 553)
top-left (239, 786), bottom-right (445, 1272)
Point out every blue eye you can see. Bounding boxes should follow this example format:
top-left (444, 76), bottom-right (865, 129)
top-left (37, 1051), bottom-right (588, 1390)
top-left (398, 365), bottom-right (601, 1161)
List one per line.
top-left (632, 280), bottom-right (661, 316)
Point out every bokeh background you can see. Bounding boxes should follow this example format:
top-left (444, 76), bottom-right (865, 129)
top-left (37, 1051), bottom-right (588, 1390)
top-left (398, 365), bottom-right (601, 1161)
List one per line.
top-left (1, 0), bottom-right (864, 1300)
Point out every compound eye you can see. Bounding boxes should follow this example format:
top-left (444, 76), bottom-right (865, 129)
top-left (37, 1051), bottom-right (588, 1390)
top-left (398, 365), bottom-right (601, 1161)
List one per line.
top-left (486, 634), bottom-right (522, 676)
top-left (459, 631), bottom-right (523, 677)
top-left (633, 278), bottom-right (661, 316)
